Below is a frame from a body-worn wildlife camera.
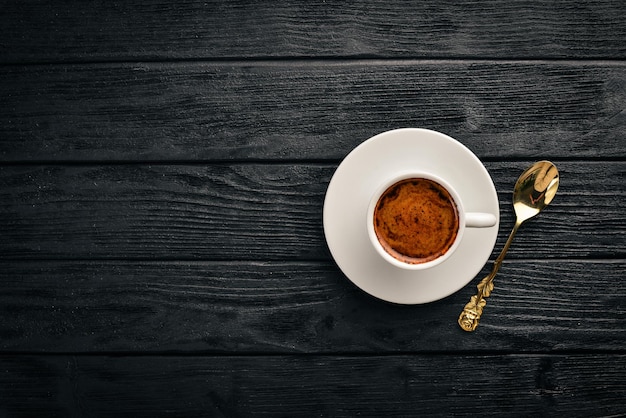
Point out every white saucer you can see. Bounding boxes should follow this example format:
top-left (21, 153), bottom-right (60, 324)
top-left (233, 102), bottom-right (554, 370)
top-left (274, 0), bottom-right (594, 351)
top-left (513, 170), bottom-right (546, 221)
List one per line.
top-left (323, 128), bottom-right (500, 304)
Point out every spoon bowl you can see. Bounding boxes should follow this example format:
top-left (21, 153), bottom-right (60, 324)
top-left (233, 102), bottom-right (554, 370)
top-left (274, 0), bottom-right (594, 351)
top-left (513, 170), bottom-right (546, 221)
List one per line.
top-left (513, 161), bottom-right (560, 222)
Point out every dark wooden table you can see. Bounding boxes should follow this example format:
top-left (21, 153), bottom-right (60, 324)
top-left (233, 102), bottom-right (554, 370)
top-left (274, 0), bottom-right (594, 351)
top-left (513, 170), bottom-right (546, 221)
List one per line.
top-left (1, 1), bottom-right (625, 416)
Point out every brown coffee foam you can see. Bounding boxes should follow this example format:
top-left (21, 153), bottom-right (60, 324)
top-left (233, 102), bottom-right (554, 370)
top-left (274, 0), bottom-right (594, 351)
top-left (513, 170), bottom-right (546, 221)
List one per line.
top-left (373, 178), bottom-right (459, 264)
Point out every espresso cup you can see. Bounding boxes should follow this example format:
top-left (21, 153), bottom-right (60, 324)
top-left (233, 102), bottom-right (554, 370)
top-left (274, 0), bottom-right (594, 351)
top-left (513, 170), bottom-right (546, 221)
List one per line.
top-left (366, 172), bottom-right (497, 270)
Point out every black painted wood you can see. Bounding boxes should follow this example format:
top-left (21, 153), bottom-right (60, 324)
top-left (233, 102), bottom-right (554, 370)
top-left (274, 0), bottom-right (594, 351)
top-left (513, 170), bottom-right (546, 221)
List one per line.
top-left (0, 260), bottom-right (624, 353)
top-left (1, 354), bottom-right (624, 416)
top-left (1, 1), bottom-right (625, 415)
top-left (1, 62), bottom-right (624, 162)
top-left (1, 0), bottom-right (625, 63)
top-left (0, 162), bottom-right (623, 260)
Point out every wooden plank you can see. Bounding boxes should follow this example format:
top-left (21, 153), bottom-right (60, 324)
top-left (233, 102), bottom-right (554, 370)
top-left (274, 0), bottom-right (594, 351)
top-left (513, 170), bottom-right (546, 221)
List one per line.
top-left (1, 62), bottom-right (625, 162)
top-left (0, 162), bottom-right (623, 261)
top-left (1, 1), bottom-right (625, 63)
top-left (0, 354), bottom-right (624, 416)
top-left (0, 260), bottom-right (623, 353)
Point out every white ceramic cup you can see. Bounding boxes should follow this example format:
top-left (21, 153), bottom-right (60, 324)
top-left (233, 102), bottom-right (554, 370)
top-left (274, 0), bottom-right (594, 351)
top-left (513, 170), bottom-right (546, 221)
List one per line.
top-left (366, 171), bottom-right (497, 270)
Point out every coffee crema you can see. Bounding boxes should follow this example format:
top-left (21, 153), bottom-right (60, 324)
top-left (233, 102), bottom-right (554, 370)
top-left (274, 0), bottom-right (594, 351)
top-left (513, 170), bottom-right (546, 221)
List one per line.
top-left (373, 178), bottom-right (459, 264)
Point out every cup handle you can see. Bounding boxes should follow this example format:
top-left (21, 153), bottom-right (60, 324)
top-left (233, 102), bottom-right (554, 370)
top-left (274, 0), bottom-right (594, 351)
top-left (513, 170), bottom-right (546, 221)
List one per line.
top-left (465, 213), bottom-right (497, 228)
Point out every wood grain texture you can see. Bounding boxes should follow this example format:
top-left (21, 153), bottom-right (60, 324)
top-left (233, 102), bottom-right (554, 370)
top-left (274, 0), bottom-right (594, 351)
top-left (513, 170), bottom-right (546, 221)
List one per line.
top-left (1, 1), bottom-right (624, 416)
top-left (0, 260), bottom-right (623, 353)
top-left (1, 162), bottom-right (623, 260)
top-left (1, 61), bottom-right (625, 162)
top-left (0, 354), bottom-right (624, 416)
top-left (1, 0), bottom-right (625, 63)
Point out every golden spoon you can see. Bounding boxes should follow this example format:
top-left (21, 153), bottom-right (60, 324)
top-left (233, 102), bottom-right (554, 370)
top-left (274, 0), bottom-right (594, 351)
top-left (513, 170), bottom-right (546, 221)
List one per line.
top-left (458, 161), bottom-right (560, 331)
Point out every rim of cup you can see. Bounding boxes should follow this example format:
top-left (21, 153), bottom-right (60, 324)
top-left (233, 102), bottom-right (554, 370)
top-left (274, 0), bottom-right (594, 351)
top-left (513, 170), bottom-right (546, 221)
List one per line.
top-left (366, 171), bottom-right (466, 271)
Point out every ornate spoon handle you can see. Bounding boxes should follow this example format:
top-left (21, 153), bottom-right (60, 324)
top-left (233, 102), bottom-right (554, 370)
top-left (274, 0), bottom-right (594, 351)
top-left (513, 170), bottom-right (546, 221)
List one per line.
top-left (458, 221), bottom-right (521, 331)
